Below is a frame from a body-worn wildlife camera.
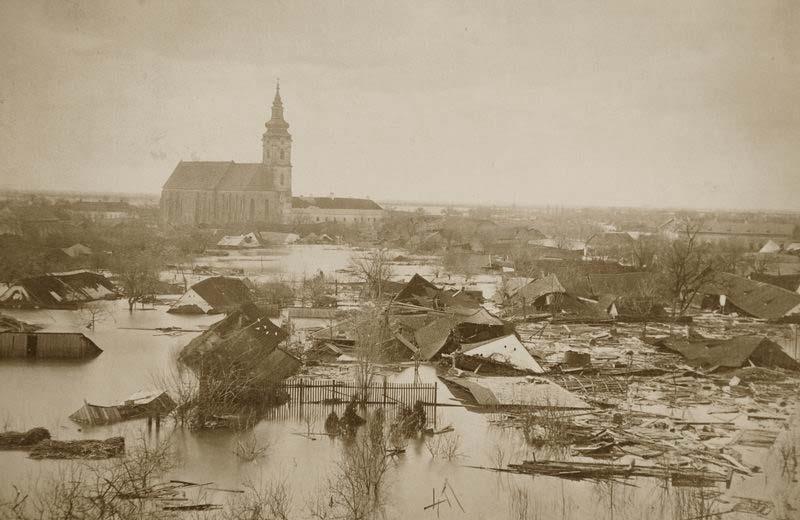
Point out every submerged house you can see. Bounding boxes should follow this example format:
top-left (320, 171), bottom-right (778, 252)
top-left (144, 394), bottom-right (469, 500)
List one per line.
top-left (180, 303), bottom-right (299, 383)
top-left (70, 390), bottom-right (176, 426)
top-left (259, 231), bottom-right (300, 245)
top-left (217, 232), bottom-right (261, 249)
top-left (169, 276), bottom-right (252, 314)
top-left (0, 271), bottom-right (117, 309)
top-left (0, 332), bottom-right (102, 359)
top-left (700, 272), bottom-right (800, 320)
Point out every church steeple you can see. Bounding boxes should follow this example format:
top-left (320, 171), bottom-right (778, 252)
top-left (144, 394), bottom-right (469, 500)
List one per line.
top-left (265, 80), bottom-right (290, 136)
top-left (262, 80), bottom-right (292, 201)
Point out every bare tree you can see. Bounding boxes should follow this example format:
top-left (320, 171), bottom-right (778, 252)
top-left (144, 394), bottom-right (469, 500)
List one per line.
top-left (352, 306), bottom-right (389, 402)
top-left (113, 251), bottom-right (161, 311)
top-left (655, 219), bottom-right (716, 319)
top-left (349, 249), bottom-right (394, 301)
top-left (74, 301), bottom-right (115, 330)
top-left (630, 235), bottom-right (661, 269)
top-left (323, 413), bottom-right (391, 520)
top-left (622, 274), bottom-right (661, 338)
top-left (301, 271), bottom-right (331, 307)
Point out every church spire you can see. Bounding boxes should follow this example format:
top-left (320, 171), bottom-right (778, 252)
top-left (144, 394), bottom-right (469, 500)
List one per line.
top-left (266, 79), bottom-right (289, 135)
top-left (273, 79), bottom-right (282, 107)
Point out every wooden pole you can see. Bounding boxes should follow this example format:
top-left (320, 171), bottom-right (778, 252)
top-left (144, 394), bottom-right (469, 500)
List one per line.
top-left (433, 382), bottom-right (438, 428)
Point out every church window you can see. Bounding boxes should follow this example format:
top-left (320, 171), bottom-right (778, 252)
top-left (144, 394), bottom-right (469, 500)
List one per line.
top-left (280, 149), bottom-right (285, 160)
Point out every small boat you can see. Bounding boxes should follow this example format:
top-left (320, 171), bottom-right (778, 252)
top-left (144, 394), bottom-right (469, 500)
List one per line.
top-left (69, 390), bottom-right (176, 426)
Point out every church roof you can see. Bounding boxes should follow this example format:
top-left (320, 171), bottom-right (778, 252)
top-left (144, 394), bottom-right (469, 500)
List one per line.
top-left (163, 161), bottom-right (274, 191)
top-left (292, 196), bottom-right (382, 210)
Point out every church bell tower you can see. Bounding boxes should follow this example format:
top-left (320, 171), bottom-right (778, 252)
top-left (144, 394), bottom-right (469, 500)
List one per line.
top-left (262, 81), bottom-right (292, 193)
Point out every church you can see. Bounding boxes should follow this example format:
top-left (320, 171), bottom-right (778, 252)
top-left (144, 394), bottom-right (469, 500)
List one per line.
top-left (160, 84), bottom-right (383, 227)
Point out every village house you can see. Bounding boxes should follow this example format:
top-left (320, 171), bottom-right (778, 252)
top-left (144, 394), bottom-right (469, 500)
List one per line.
top-left (697, 221), bottom-right (798, 249)
top-left (66, 200), bottom-right (137, 221)
top-left (168, 276), bottom-right (252, 314)
top-left (0, 271), bottom-right (117, 309)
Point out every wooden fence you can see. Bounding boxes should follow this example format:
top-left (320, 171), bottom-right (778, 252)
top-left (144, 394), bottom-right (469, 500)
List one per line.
top-left (278, 378), bottom-right (437, 407)
top-left (275, 378), bottom-right (439, 429)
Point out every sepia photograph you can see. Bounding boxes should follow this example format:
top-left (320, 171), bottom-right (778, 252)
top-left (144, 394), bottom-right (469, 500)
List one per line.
top-left (0, 1), bottom-right (799, 518)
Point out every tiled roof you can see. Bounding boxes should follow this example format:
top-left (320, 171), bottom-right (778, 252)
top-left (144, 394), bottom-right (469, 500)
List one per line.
top-left (163, 161), bottom-right (273, 191)
top-left (292, 196), bottom-right (383, 210)
top-left (190, 276), bottom-right (252, 311)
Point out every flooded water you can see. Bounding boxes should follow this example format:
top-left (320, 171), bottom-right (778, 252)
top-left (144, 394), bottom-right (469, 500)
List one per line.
top-left (0, 246), bottom-right (795, 519)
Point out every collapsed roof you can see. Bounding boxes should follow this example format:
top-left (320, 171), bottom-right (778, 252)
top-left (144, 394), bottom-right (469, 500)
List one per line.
top-left (440, 376), bottom-right (590, 409)
top-left (658, 335), bottom-right (799, 372)
top-left (459, 334), bottom-right (544, 374)
top-left (702, 272), bottom-right (800, 320)
top-left (0, 271), bottom-right (117, 308)
top-left (179, 303), bottom-right (299, 383)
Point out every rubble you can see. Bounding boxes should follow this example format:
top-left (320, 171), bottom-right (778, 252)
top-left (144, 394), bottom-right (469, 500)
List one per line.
top-left (29, 436), bottom-right (125, 459)
top-left (0, 427), bottom-right (51, 449)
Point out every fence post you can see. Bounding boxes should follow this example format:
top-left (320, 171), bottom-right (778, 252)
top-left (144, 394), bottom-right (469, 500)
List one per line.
top-left (299, 378), bottom-right (304, 407)
top-left (331, 380), bottom-right (336, 402)
top-left (433, 382), bottom-right (437, 429)
top-left (383, 378), bottom-right (387, 406)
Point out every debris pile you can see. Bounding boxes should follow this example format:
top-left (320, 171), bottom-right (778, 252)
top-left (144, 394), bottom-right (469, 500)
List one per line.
top-left (29, 436), bottom-right (125, 459)
top-left (0, 427), bottom-right (51, 449)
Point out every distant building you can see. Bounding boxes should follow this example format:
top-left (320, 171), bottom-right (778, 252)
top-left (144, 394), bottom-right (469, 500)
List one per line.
top-left (290, 196), bottom-right (384, 225)
top-left (67, 200), bottom-right (136, 221)
top-left (693, 221), bottom-right (797, 248)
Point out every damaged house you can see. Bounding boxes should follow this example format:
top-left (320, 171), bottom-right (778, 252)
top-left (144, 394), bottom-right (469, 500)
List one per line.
top-left (700, 272), bottom-right (800, 321)
top-left (0, 271), bottom-right (117, 309)
top-left (310, 274), bottom-right (513, 362)
top-left (392, 273), bottom-right (482, 311)
top-left (179, 303), bottom-right (300, 421)
top-left (454, 334), bottom-right (544, 374)
top-left (169, 276), bottom-right (252, 314)
top-left (413, 306), bottom-right (512, 361)
top-left (501, 273), bottom-right (601, 319)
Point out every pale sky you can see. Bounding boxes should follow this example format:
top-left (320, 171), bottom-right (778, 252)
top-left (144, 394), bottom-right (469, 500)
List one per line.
top-left (1, 1), bottom-right (798, 210)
